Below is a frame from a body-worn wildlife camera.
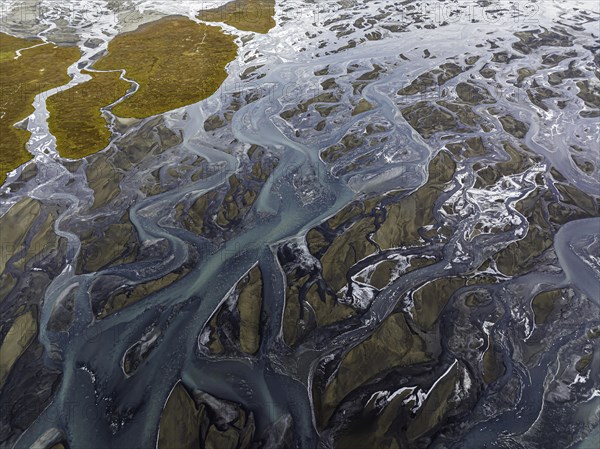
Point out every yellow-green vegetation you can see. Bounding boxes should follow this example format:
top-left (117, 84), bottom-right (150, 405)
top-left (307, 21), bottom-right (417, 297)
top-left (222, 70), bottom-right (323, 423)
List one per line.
top-left (77, 212), bottom-right (138, 274)
top-left (412, 277), bottom-right (466, 331)
top-left (0, 309), bottom-right (37, 388)
top-left (374, 150), bottom-right (456, 249)
top-left (0, 197), bottom-right (41, 274)
top-left (282, 275), bottom-right (356, 346)
top-left (306, 283), bottom-right (355, 326)
top-left (94, 17), bottom-right (237, 118)
top-left (47, 70), bottom-right (130, 158)
top-left (351, 98), bottom-right (374, 116)
top-left (320, 217), bottom-right (378, 291)
top-left (0, 33), bottom-right (79, 183)
top-left (317, 313), bottom-right (429, 427)
top-left (158, 383), bottom-right (202, 449)
top-left (100, 271), bottom-right (185, 318)
top-left (158, 384), bottom-right (255, 449)
top-left (237, 266), bottom-right (263, 354)
top-left (199, 0), bottom-right (276, 34)
top-left (367, 261), bottom-right (397, 289)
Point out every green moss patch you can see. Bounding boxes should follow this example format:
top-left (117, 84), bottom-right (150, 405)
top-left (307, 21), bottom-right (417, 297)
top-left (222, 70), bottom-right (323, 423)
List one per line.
top-left (47, 70), bottom-right (130, 158)
top-left (317, 313), bottom-right (429, 427)
top-left (532, 289), bottom-right (563, 325)
top-left (0, 309), bottom-right (37, 389)
top-left (199, 0), bottom-right (276, 34)
top-left (412, 277), bottom-right (466, 331)
top-left (237, 266), bottom-right (263, 354)
top-left (0, 33), bottom-right (79, 183)
top-left (94, 17), bottom-right (237, 118)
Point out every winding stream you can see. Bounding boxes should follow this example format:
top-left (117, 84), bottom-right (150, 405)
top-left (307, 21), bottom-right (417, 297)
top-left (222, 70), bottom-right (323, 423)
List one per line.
top-left (1, 1), bottom-right (599, 448)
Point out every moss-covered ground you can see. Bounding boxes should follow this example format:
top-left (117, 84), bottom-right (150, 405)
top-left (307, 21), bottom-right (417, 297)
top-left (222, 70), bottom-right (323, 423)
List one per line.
top-left (93, 17), bottom-right (237, 119)
top-left (4, 8), bottom-right (275, 177)
top-left (47, 70), bottom-right (130, 158)
top-left (198, 0), bottom-right (276, 34)
top-left (0, 33), bottom-right (79, 183)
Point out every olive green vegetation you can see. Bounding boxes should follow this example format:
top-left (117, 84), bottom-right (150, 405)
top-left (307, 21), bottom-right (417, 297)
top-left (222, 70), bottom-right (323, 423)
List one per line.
top-left (198, 0), bottom-right (276, 34)
top-left (305, 283), bottom-right (355, 326)
top-left (0, 33), bottom-right (80, 184)
top-left (94, 17), bottom-right (237, 118)
top-left (158, 383), bottom-right (202, 449)
top-left (326, 202), bottom-right (363, 230)
top-left (367, 260), bottom-right (397, 289)
top-left (374, 150), bottom-right (456, 249)
top-left (474, 142), bottom-right (537, 189)
top-left (397, 62), bottom-right (465, 96)
top-left (302, 150), bottom-right (455, 324)
top-left (206, 307), bottom-right (225, 354)
top-left (335, 362), bottom-right (459, 449)
top-left (499, 114), bottom-right (529, 138)
top-left (406, 362), bottom-right (458, 442)
top-left (317, 313), bottom-right (429, 427)
top-left (216, 167), bottom-right (279, 228)
top-left (0, 197), bottom-right (41, 274)
top-left (320, 216), bottom-right (378, 291)
top-left (490, 165), bottom-right (599, 277)
top-left (351, 98), bottom-right (374, 115)
top-left (181, 153), bottom-right (278, 237)
top-left (575, 352), bottom-right (593, 373)
top-left (588, 327), bottom-right (600, 339)
top-left (47, 70), bottom-right (130, 158)
top-left (158, 383), bottom-right (256, 449)
top-left (335, 391), bottom-right (409, 449)
top-left (412, 277), bottom-right (466, 331)
top-left (77, 211), bottom-right (138, 275)
top-left (532, 289), bottom-right (563, 325)
top-left (283, 276), bottom-right (356, 346)
top-left (237, 266), bottom-right (263, 354)
top-left (0, 309), bottom-right (37, 389)
top-left (200, 267), bottom-right (265, 354)
top-left (99, 271), bottom-right (184, 318)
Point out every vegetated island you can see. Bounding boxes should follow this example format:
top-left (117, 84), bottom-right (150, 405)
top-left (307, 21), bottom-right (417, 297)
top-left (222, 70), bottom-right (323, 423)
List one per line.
top-left (0, 33), bottom-right (80, 184)
top-left (2, 0), bottom-right (276, 183)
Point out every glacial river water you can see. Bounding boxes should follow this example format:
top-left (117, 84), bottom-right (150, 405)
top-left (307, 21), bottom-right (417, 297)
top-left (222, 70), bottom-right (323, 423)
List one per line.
top-left (2, 1), bottom-right (598, 448)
